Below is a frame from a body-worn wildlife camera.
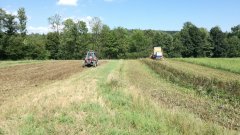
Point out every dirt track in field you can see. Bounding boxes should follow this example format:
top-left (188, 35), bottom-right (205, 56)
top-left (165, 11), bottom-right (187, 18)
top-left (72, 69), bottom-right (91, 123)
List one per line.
top-left (0, 60), bottom-right (86, 105)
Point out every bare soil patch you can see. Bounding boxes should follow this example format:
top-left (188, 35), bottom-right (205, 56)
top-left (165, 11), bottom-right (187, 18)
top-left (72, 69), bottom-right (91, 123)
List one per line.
top-left (0, 60), bottom-right (85, 105)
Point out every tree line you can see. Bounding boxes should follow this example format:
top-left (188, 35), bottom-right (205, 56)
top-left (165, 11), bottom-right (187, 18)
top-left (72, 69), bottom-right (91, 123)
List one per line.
top-left (0, 8), bottom-right (240, 60)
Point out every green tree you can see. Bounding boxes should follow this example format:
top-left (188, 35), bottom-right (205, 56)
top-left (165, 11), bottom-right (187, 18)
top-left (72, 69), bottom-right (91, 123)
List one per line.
top-left (61, 19), bottom-right (78, 59)
top-left (76, 21), bottom-right (89, 59)
top-left (4, 14), bottom-right (18, 35)
top-left (231, 25), bottom-right (240, 38)
top-left (171, 33), bottom-right (184, 57)
top-left (0, 9), bottom-right (6, 59)
top-left (90, 17), bottom-right (103, 53)
top-left (23, 34), bottom-right (49, 59)
top-left (100, 25), bottom-right (115, 59)
top-left (2, 9), bottom-right (24, 59)
top-left (107, 27), bottom-right (129, 59)
top-left (210, 26), bottom-right (227, 57)
top-left (48, 14), bottom-right (62, 34)
top-left (189, 27), bottom-right (212, 57)
top-left (17, 8), bottom-right (27, 36)
top-left (128, 29), bottom-right (151, 58)
top-left (46, 32), bottom-right (60, 59)
top-left (5, 36), bottom-right (24, 59)
top-left (179, 22), bottom-right (212, 57)
top-left (0, 8), bottom-right (6, 33)
top-left (77, 21), bottom-right (88, 34)
top-left (226, 36), bottom-right (240, 57)
top-left (179, 22), bottom-right (194, 57)
top-left (0, 34), bottom-right (7, 59)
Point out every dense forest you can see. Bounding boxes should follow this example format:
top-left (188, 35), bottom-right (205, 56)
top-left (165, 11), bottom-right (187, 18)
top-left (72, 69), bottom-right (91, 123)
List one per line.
top-left (0, 8), bottom-right (240, 60)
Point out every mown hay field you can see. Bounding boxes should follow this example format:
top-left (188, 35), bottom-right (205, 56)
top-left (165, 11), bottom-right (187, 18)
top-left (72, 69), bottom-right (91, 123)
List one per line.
top-left (0, 59), bottom-right (239, 135)
top-left (175, 58), bottom-right (240, 74)
top-left (143, 59), bottom-right (240, 131)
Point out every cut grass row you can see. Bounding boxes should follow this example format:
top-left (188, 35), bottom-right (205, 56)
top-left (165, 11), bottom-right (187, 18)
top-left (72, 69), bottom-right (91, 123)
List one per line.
top-left (130, 60), bottom-right (240, 131)
top-left (175, 58), bottom-right (240, 74)
top-left (142, 59), bottom-right (240, 107)
top-left (86, 60), bottom-right (237, 134)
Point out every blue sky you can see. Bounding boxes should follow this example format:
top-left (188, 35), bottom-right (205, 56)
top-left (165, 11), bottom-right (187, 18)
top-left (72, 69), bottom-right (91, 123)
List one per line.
top-left (1, 0), bottom-right (240, 33)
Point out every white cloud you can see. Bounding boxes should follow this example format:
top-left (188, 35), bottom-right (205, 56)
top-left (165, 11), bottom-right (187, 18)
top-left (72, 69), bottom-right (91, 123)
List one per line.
top-left (28, 26), bottom-right (49, 34)
top-left (57, 0), bottom-right (78, 6)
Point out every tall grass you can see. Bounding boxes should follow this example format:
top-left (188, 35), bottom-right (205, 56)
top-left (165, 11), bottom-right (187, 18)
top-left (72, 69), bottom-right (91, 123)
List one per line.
top-left (175, 58), bottom-right (240, 74)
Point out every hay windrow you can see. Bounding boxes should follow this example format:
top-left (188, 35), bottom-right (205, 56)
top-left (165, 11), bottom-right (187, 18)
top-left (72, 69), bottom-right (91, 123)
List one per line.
top-left (142, 59), bottom-right (240, 105)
